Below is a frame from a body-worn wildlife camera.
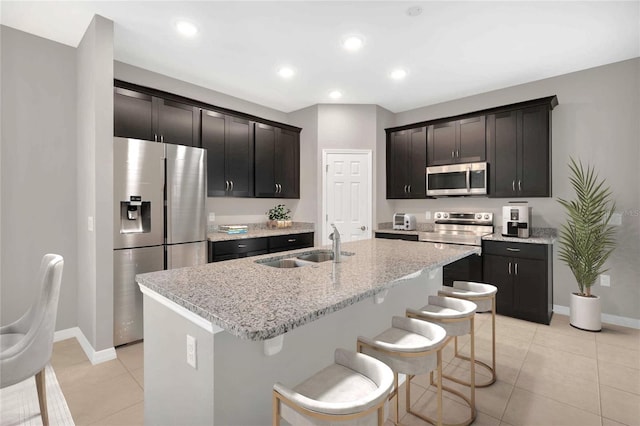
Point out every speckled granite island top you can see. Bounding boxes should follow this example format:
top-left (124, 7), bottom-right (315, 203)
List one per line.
top-left (136, 238), bottom-right (479, 341)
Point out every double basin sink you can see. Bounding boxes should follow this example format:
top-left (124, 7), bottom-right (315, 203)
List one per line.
top-left (256, 249), bottom-right (353, 268)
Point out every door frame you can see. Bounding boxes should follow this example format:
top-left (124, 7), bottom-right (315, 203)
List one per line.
top-left (321, 149), bottom-right (373, 246)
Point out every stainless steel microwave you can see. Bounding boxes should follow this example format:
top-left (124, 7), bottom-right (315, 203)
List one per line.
top-left (426, 162), bottom-right (488, 196)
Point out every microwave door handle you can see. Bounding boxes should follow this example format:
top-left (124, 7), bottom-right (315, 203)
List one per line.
top-left (466, 167), bottom-right (471, 192)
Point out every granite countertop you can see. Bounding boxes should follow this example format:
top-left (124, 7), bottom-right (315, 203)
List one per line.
top-left (136, 238), bottom-right (479, 341)
top-left (208, 222), bottom-right (315, 242)
top-left (375, 226), bottom-right (556, 245)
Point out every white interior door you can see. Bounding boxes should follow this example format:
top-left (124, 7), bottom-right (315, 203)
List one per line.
top-left (323, 150), bottom-right (372, 245)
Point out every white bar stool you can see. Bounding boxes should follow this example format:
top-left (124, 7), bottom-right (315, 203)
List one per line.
top-left (357, 316), bottom-right (447, 426)
top-left (438, 280), bottom-right (498, 387)
top-left (406, 295), bottom-right (478, 426)
top-left (272, 348), bottom-right (395, 426)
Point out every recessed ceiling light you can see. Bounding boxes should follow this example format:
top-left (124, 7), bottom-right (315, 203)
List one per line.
top-left (329, 90), bottom-right (343, 100)
top-left (342, 35), bottom-right (364, 52)
top-left (175, 20), bottom-right (198, 37)
top-left (406, 6), bottom-right (423, 17)
top-left (278, 67), bottom-right (295, 79)
top-left (390, 68), bottom-right (408, 80)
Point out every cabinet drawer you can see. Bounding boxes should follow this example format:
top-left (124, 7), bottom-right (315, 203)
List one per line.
top-left (213, 238), bottom-right (268, 256)
top-left (269, 232), bottom-right (314, 253)
top-left (375, 232), bottom-right (419, 242)
top-left (483, 240), bottom-right (547, 260)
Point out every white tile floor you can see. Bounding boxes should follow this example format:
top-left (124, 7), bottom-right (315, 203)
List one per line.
top-left (52, 313), bottom-right (640, 425)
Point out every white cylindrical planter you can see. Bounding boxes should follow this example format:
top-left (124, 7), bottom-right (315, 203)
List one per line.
top-left (569, 293), bottom-right (602, 332)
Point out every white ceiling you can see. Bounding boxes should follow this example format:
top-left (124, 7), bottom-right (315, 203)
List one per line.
top-left (2, 1), bottom-right (639, 113)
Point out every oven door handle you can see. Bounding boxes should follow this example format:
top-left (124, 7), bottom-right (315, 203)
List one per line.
top-left (466, 166), bottom-right (471, 192)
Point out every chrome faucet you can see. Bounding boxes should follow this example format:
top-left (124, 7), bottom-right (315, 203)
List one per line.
top-left (329, 223), bottom-right (341, 263)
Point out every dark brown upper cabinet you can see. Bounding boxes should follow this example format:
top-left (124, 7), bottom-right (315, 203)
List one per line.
top-left (201, 110), bottom-right (254, 197)
top-left (386, 126), bottom-right (427, 199)
top-left (427, 115), bottom-right (486, 166)
top-left (254, 123), bottom-right (300, 198)
top-left (113, 87), bottom-right (200, 147)
top-left (487, 98), bottom-right (556, 198)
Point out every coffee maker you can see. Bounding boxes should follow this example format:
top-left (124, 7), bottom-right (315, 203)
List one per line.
top-left (502, 202), bottom-right (531, 238)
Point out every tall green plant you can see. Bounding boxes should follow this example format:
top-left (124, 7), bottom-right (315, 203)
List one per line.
top-left (557, 158), bottom-right (616, 297)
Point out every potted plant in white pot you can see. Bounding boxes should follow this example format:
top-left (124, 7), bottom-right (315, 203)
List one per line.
top-left (557, 158), bottom-right (616, 331)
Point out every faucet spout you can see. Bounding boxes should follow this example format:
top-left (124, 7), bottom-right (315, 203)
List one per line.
top-left (329, 223), bottom-right (341, 263)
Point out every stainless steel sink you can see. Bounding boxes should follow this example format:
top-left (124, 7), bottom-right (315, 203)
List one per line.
top-left (297, 250), bottom-right (354, 263)
top-left (257, 258), bottom-right (312, 268)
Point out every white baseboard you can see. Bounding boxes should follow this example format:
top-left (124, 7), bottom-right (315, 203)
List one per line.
top-left (553, 305), bottom-right (640, 329)
top-left (54, 327), bottom-right (117, 365)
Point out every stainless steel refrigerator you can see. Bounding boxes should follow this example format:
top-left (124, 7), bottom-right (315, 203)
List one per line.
top-left (113, 137), bottom-right (207, 346)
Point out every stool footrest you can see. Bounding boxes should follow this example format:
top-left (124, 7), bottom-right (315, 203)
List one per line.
top-left (451, 353), bottom-right (496, 388)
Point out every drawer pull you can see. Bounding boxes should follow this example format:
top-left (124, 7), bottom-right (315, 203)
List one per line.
top-left (515, 263), bottom-right (518, 275)
top-left (237, 244), bottom-right (247, 248)
top-left (508, 262), bottom-right (512, 275)
top-left (287, 239), bottom-right (296, 242)
top-left (506, 248), bottom-right (521, 252)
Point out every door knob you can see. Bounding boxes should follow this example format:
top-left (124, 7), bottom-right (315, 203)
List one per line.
top-left (360, 226), bottom-right (366, 231)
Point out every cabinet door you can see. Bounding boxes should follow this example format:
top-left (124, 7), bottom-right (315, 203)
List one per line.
top-left (225, 117), bottom-right (254, 197)
top-left (114, 87), bottom-right (154, 141)
top-left (387, 130), bottom-right (411, 198)
top-left (519, 105), bottom-right (550, 197)
top-left (457, 116), bottom-right (486, 163)
top-left (483, 254), bottom-right (514, 317)
top-left (488, 111), bottom-right (518, 197)
top-left (157, 99), bottom-right (199, 146)
top-left (275, 128), bottom-right (300, 198)
top-left (201, 110), bottom-right (227, 197)
top-left (408, 127), bottom-right (427, 198)
top-left (427, 122), bottom-right (457, 166)
top-left (513, 257), bottom-right (547, 323)
top-left (254, 123), bottom-right (277, 197)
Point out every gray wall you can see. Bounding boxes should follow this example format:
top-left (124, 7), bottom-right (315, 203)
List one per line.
top-left (0, 26), bottom-right (78, 330)
top-left (76, 15), bottom-right (114, 351)
top-left (387, 58), bottom-right (640, 320)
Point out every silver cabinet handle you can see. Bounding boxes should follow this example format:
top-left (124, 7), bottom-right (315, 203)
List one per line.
top-left (160, 134), bottom-right (164, 143)
top-left (451, 151), bottom-right (455, 158)
top-left (508, 262), bottom-right (512, 275)
top-left (230, 181), bottom-right (234, 191)
top-left (456, 149), bottom-right (460, 158)
top-left (275, 183), bottom-right (278, 192)
top-left (515, 263), bottom-right (518, 275)
top-left (360, 225), bottom-right (366, 231)
top-left (278, 184), bottom-right (282, 193)
top-left (403, 185), bottom-right (407, 193)
top-left (154, 133), bottom-right (158, 142)
top-left (237, 244), bottom-right (246, 248)
top-left (506, 248), bottom-right (521, 252)
top-left (225, 180), bottom-right (229, 191)
top-left (512, 180), bottom-right (515, 191)
top-left (408, 184), bottom-right (411, 193)
top-left (518, 180), bottom-right (522, 191)
top-left (287, 239), bottom-right (296, 242)
top-left (466, 167), bottom-right (471, 192)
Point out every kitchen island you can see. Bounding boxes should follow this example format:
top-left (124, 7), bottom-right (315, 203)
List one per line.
top-left (136, 238), bottom-right (479, 425)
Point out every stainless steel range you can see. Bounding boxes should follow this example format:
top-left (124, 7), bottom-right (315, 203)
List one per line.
top-left (419, 211), bottom-right (494, 246)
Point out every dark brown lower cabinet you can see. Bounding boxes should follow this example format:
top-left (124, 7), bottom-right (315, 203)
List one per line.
top-left (208, 232), bottom-right (314, 262)
top-left (482, 241), bottom-right (553, 324)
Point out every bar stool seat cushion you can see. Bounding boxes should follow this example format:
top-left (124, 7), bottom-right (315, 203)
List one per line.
top-left (358, 317), bottom-right (446, 376)
top-left (407, 295), bottom-right (477, 337)
top-left (274, 349), bottom-right (394, 425)
top-left (438, 281), bottom-right (497, 312)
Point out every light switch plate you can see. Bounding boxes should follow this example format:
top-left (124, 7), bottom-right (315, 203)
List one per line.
top-left (425, 211), bottom-right (431, 220)
top-left (610, 213), bottom-right (622, 226)
top-left (600, 274), bottom-right (610, 287)
top-left (208, 212), bottom-right (216, 222)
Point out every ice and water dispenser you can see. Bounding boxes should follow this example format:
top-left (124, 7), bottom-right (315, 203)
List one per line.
top-left (120, 195), bottom-right (151, 234)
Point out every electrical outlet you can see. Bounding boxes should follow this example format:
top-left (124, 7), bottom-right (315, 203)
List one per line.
top-left (208, 212), bottom-right (216, 222)
top-left (600, 274), bottom-right (610, 287)
top-left (425, 211), bottom-right (432, 220)
top-left (186, 334), bottom-right (197, 368)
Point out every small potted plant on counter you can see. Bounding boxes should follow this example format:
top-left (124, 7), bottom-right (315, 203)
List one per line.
top-left (558, 158), bottom-right (616, 331)
top-left (267, 204), bottom-right (292, 229)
